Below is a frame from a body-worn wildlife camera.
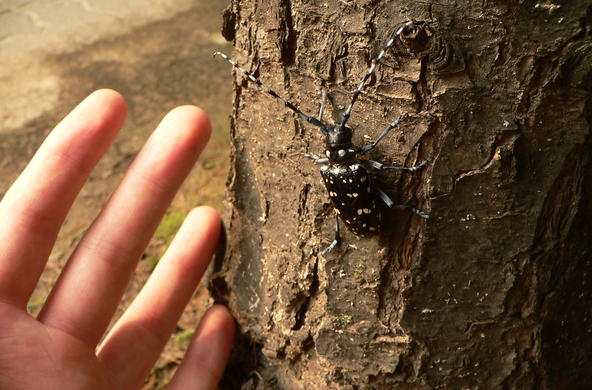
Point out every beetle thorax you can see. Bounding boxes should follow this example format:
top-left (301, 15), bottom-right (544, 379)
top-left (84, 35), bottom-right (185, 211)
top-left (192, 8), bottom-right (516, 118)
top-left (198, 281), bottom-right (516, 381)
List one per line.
top-left (323, 125), bottom-right (356, 164)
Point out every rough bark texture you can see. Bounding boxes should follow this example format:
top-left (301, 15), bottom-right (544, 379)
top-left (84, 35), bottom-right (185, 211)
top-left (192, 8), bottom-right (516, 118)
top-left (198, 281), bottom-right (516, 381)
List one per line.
top-left (211, 1), bottom-right (592, 388)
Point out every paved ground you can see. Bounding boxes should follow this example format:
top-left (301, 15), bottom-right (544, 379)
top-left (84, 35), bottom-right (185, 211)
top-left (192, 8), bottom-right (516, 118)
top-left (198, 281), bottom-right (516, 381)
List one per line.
top-left (0, 1), bottom-right (232, 387)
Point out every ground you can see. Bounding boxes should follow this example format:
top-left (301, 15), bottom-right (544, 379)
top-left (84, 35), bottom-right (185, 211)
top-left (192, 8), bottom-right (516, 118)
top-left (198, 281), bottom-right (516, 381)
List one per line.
top-left (0, 1), bottom-right (232, 388)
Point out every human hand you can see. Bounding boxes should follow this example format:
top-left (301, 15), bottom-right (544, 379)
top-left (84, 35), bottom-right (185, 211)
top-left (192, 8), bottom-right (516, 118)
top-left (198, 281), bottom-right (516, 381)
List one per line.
top-left (0, 90), bottom-right (235, 390)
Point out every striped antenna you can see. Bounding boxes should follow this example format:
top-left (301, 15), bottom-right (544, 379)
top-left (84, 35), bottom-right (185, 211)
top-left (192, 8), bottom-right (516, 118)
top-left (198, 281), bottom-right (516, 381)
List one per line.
top-left (338, 31), bottom-right (400, 130)
top-left (214, 52), bottom-right (325, 129)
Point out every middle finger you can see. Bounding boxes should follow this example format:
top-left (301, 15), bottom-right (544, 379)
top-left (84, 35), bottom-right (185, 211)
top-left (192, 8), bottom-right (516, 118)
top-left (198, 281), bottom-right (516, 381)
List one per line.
top-left (37, 106), bottom-right (212, 347)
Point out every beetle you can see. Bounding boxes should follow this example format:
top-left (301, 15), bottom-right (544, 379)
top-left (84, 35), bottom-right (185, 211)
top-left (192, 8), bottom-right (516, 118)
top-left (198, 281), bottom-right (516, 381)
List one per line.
top-left (215, 24), bottom-right (428, 254)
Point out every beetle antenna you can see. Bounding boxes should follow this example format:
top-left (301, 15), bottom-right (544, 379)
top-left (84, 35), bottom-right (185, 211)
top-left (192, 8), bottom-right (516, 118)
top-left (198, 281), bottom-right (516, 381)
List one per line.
top-left (214, 52), bottom-right (327, 130)
top-left (338, 28), bottom-right (402, 130)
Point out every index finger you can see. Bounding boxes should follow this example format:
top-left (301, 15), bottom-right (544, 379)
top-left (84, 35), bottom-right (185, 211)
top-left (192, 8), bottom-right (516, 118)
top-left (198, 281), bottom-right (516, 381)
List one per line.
top-left (0, 89), bottom-right (127, 307)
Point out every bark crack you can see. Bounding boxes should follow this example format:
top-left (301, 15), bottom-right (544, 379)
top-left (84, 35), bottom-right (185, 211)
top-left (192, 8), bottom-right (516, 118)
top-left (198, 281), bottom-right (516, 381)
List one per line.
top-left (278, 0), bottom-right (297, 66)
top-left (455, 131), bottom-right (519, 183)
top-left (292, 256), bottom-right (319, 331)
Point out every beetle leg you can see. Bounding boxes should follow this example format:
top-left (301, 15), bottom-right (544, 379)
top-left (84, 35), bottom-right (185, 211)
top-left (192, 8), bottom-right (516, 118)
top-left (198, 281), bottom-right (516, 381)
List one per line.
top-left (373, 185), bottom-right (395, 208)
top-left (393, 204), bottom-right (430, 219)
top-left (305, 153), bottom-right (329, 165)
top-left (318, 88), bottom-right (327, 122)
top-left (321, 214), bottom-right (341, 255)
top-left (358, 113), bottom-right (408, 153)
top-left (373, 186), bottom-right (430, 219)
top-left (362, 159), bottom-right (427, 172)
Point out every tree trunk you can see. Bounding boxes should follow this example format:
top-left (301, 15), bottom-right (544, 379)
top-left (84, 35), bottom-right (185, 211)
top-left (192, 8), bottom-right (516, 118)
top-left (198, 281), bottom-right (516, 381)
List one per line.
top-left (211, 1), bottom-right (592, 388)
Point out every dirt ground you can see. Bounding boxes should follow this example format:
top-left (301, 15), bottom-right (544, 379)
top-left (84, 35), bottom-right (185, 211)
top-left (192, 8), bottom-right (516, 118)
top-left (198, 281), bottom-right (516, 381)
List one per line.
top-left (0, 1), bottom-right (232, 388)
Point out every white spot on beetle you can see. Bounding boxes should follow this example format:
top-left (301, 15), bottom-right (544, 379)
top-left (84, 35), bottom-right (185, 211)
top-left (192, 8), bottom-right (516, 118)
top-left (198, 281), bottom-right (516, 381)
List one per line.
top-left (357, 209), bottom-right (363, 215)
top-left (360, 176), bottom-right (367, 183)
top-left (352, 193), bottom-right (358, 197)
top-left (369, 227), bottom-right (376, 232)
top-left (363, 208), bottom-right (371, 214)
top-left (338, 149), bottom-right (346, 157)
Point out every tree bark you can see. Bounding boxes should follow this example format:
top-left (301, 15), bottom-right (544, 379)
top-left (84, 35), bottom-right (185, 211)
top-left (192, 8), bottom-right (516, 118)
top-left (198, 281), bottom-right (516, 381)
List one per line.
top-left (211, 1), bottom-right (592, 388)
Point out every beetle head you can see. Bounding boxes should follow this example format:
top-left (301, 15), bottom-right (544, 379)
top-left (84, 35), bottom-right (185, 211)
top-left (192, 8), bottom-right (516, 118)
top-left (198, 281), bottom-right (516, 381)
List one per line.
top-left (324, 125), bottom-right (353, 148)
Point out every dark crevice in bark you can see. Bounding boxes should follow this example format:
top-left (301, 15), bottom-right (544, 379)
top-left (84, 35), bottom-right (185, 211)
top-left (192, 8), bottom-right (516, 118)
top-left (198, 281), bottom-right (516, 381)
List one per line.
top-left (375, 230), bottom-right (400, 317)
top-left (539, 150), bottom-right (592, 388)
top-left (533, 149), bottom-right (587, 252)
top-left (301, 332), bottom-right (315, 353)
top-left (452, 131), bottom-right (520, 188)
top-left (408, 58), bottom-right (429, 113)
top-left (430, 127), bottom-right (519, 200)
top-left (292, 257), bottom-right (319, 331)
top-left (219, 333), bottom-right (265, 389)
top-left (504, 121), bottom-right (592, 388)
top-left (222, 3), bottom-right (237, 42)
top-left (297, 183), bottom-right (311, 231)
top-left (584, 5), bottom-right (592, 35)
top-left (279, 0), bottom-right (297, 66)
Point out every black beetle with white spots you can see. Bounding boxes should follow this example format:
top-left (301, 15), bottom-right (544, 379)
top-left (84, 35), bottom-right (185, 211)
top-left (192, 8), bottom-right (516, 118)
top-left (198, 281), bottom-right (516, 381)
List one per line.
top-left (215, 22), bottom-right (429, 254)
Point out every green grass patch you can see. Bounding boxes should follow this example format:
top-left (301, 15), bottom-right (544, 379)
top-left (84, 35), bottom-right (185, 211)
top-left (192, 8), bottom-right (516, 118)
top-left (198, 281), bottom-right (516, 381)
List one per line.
top-left (27, 296), bottom-right (47, 312)
top-left (175, 329), bottom-right (195, 346)
top-left (155, 210), bottom-right (185, 240)
top-left (144, 254), bottom-right (161, 270)
top-left (144, 211), bottom-right (186, 269)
